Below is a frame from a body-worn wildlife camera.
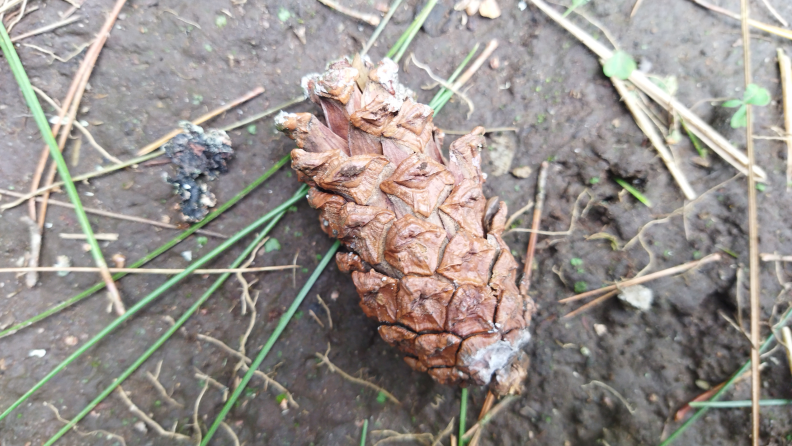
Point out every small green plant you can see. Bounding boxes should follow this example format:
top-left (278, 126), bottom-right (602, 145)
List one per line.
top-left (614, 177), bottom-right (652, 207)
top-left (264, 238), bottom-right (281, 252)
top-left (603, 51), bottom-right (637, 80)
top-left (215, 15), bottom-right (227, 28)
top-left (589, 177), bottom-right (600, 185)
top-left (570, 258), bottom-right (583, 267)
top-left (574, 281), bottom-right (588, 293)
top-left (376, 391), bottom-right (388, 404)
top-left (722, 83), bottom-right (771, 128)
top-left (246, 124), bottom-right (257, 135)
top-left (277, 7), bottom-right (291, 22)
top-left (196, 236), bottom-right (208, 248)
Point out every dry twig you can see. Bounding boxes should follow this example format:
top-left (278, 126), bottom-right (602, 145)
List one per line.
top-left (410, 53), bottom-right (476, 118)
top-left (194, 368), bottom-right (229, 402)
top-left (0, 189), bottom-right (227, 238)
top-left (560, 254), bottom-right (722, 304)
top-left (461, 395), bottom-right (518, 442)
top-left (10, 14), bottom-right (80, 41)
top-left (192, 381), bottom-right (209, 444)
top-left (0, 265), bottom-right (299, 275)
top-left (136, 87), bottom-right (265, 155)
top-left (761, 254), bottom-right (792, 262)
top-left (371, 430), bottom-right (433, 446)
top-left (689, 0), bottom-right (792, 40)
top-left (315, 344), bottom-right (400, 404)
top-left (779, 49), bottom-right (792, 191)
top-left (611, 78), bottom-right (696, 199)
top-left (220, 422), bottom-right (241, 446)
top-left (20, 216), bottom-right (40, 288)
top-left (317, 0), bottom-right (380, 26)
top-left (737, 1), bottom-right (762, 441)
top-left (519, 161), bottom-right (548, 295)
top-left (530, 0), bottom-right (767, 181)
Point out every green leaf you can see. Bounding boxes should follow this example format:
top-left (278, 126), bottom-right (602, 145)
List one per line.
top-left (376, 391), bottom-right (388, 404)
top-left (215, 15), bottom-right (227, 28)
top-left (275, 393), bottom-right (287, 403)
top-left (756, 183), bottom-right (766, 192)
top-left (603, 51), bottom-right (636, 80)
top-left (574, 281), bottom-right (588, 293)
top-left (277, 6), bottom-right (291, 22)
top-left (721, 99), bottom-right (742, 108)
top-left (246, 124), bottom-right (257, 135)
top-left (730, 105), bottom-right (747, 128)
top-left (264, 238), bottom-right (281, 253)
top-left (743, 83), bottom-right (770, 106)
top-left (196, 236), bottom-right (208, 248)
top-left (570, 258), bottom-right (583, 266)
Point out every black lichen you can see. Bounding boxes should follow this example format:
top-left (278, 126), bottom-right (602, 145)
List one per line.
top-left (163, 122), bottom-right (233, 222)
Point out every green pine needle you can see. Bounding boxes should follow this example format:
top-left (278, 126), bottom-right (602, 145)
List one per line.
top-left (429, 44), bottom-right (480, 114)
top-left (200, 239), bottom-right (341, 445)
top-left (0, 155), bottom-right (291, 339)
top-left (614, 177), bottom-right (652, 207)
top-left (660, 304), bottom-right (792, 445)
top-left (0, 183), bottom-right (309, 423)
top-left (688, 399), bottom-right (792, 408)
top-left (386, 0), bottom-right (438, 63)
top-left (459, 388), bottom-right (469, 446)
top-left (41, 206), bottom-right (290, 446)
top-left (0, 12), bottom-right (115, 303)
top-left (360, 419), bottom-right (369, 446)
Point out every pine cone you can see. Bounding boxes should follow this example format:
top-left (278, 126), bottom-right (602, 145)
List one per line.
top-left (276, 58), bottom-right (535, 395)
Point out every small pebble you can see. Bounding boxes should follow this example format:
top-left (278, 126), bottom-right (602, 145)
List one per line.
top-left (511, 165), bottom-right (533, 179)
top-left (618, 285), bottom-right (653, 311)
top-left (181, 251), bottom-right (193, 261)
top-left (479, 0), bottom-right (501, 18)
top-left (330, 290), bottom-right (339, 300)
top-left (134, 421), bottom-right (148, 433)
top-left (695, 379), bottom-right (711, 390)
top-left (64, 335), bottom-right (78, 346)
top-left (29, 349), bottom-right (46, 358)
top-left (489, 56), bottom-right (500, 70)
top-left (593, 324), bottom-right (607, 336)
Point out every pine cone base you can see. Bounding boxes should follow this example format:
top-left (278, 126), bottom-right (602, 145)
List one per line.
top-left (277, 58), bottom-right (535, 395)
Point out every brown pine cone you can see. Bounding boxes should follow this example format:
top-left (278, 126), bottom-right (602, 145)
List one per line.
top-left (276, 58), bottom-right (535, 395)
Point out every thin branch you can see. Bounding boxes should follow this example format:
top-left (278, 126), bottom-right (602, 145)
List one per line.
top-left (371, 430), bottom-right (433, 446)
top-left (560, 254), bottom-right (722, 303)
top-left (10, 14), bottom-right (80, 41)
top-left (761, 254), bottom-right (792, 262)
top-left (115, 386), bottom-right (191, 441)
top-left (20, 216), bottom-right (41, 288)
top-left (0, 188), bottom-right (227, 238)
top-left (32, 85), bottom-right (122, 163)
top-left (504, 201), bottom-right (534, 230)
top-left (519, 161), bottom-right (549, 295)
top-left (507, 188), bottom-right (590, 237)
top-left (317, 0), bottom-right (380, 26)
top-left (136, 86), bottom-right (265, 155)
top-left (0, 265), bottom-right (300, 275)
top-left (59, 233), bottom-right (118, 241)
top-left (689, 0), bottom-right (792, 39)
top-left (439, 126), bottom-right (519, 135)
top-left (461, 395), bottom-right (518, 441)
top-left (315, 344), bottom-right (399, 404)
top-left (562, 290), bottom-right (619, 319)
top-left (611, 78), bottom-right (696, 199)
top-left (530, 0), bottom-right (767, 181)
top-left (779, 49), bottom-right (792, 191)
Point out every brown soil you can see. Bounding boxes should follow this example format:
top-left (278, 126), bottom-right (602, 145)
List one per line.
top-left (1, 0), bottom-right (791, 445)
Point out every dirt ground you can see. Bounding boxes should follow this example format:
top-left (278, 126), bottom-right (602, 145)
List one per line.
top-left (2, 0), bottom-right (792, 444)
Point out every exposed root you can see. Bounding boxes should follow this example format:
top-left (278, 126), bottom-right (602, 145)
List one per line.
top-left (581, 380), bottom-right (637, 414)
top-left (506, 189), bottom-right (591, 237)
top-left (191, 381), bottom-right (209, 445)
top-left (115, 386), bottom-right (191, 441)
top-left (220, 421), bottom-right (241, 446)
top-left (196, 334), bottom-right (252, 364)
top-left (194, 368), bottom-right (229, 402)
top-left (239, 364), bottom-right (299, 409)
top-left (371, 430), bottom-right (433, 446)
top-left (44, 402), bottom-right (127, 446)
top-left (410, 53), bottom-right (476, 119)
top-left (145, 360), bottom-right (184, 408)
top-left (315, 344), bottom-right (400, 404)
top-left (317, 294), bottom-right (333, 329)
